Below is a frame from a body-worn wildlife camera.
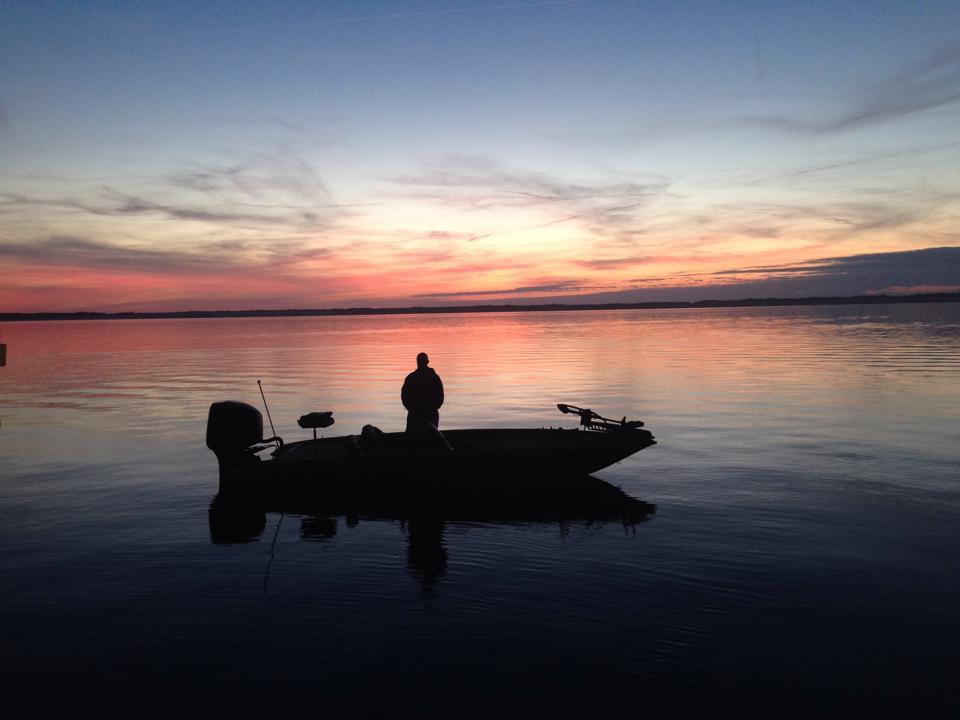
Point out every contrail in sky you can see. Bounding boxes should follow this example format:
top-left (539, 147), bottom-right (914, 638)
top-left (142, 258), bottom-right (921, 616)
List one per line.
top-left (745, 140), bottom-right (960, 186)
top-left (219, 0), bottom-right (587, 34)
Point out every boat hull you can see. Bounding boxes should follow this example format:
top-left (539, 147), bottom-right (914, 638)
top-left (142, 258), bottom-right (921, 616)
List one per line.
top-left (218, 427), bottom-right (656, 504)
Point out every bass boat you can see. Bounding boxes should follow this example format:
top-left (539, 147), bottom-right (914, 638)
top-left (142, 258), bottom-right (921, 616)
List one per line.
top-left (207, 401), bottom-right (656, 501)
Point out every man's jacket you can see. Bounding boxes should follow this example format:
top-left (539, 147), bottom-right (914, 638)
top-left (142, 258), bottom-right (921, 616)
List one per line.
top-left (401, 367), bottom-right (444, 414)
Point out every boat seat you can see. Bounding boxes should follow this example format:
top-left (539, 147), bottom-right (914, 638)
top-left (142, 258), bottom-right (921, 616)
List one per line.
top-left (298, 411), bottom-right (334, 429)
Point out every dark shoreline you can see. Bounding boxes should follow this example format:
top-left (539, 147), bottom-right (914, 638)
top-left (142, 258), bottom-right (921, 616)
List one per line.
top-left (2, 292), bottom-right (958, 322)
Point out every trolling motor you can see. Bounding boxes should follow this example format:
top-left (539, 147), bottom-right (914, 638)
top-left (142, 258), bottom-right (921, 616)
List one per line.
top-left (557, 403), bottom-right (645, 432)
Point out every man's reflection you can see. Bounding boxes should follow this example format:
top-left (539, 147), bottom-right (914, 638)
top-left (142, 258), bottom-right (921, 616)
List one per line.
top-left (405, 516), bottom-right (448, 592)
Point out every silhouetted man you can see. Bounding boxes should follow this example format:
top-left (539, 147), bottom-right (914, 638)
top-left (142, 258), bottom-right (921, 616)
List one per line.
top-left (402, 352), bottom-right (444, 431)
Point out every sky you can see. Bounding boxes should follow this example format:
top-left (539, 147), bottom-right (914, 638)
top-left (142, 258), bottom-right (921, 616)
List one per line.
top-left (1, 0), bottom-right (959, 312)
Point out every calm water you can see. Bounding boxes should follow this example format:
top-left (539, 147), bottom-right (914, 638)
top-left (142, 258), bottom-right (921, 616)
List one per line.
top-left (1, 305), bottom-right (958, 718)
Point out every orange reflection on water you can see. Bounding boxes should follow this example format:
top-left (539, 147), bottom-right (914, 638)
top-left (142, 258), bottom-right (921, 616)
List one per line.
top-left (3, 305), bottom-right (958, 429)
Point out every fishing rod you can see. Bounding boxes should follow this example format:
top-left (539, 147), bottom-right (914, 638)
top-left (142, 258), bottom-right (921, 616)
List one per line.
top-left (257, 379), bottom-right (278, 439)
top-left (262, 511), bottom-right (285, 596)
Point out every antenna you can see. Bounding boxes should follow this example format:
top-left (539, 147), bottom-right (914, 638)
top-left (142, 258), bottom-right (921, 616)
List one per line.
top-left (257, 380), bottom-right (277, 439)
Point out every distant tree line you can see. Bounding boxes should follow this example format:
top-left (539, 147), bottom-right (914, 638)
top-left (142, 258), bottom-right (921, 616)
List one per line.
top-left (2, 292), bottom-right (958, 322)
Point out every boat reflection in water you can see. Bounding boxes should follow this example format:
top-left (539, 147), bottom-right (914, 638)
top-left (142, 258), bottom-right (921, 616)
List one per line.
top-left (209, 474), bottom-right (655, 591)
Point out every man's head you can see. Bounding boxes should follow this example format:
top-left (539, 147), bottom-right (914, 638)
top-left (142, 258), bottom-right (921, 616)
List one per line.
top-left (416, 352), bottom-right (429, 369)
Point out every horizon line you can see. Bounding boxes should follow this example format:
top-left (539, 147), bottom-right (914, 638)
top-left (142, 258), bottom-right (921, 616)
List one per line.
top-left (2, 292), bottom-right (959, 322)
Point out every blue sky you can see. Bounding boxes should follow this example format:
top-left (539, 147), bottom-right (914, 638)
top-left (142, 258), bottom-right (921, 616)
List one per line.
top-left (2, 1), bottom-right (959, 310)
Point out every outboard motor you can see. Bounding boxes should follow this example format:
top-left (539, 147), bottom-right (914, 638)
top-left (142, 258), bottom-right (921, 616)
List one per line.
top-left (206, 401), bottom-right (265, 476)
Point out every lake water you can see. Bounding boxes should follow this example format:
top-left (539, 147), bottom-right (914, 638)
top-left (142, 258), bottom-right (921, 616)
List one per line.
top-left (1, 305), bottom-right (958, 718)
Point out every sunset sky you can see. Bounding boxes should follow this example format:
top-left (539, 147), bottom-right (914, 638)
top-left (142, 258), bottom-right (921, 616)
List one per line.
top-left (2, 0), bottom-right (959, 312)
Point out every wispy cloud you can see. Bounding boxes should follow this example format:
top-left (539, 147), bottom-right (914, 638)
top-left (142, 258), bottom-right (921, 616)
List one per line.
top-left (0, 235), bottom-right (226, 273)
top-left (167, 151), bottom-right (328, 201)
top-left (687, 192), bottom-right (953, 254)
top-left (0, 189), bottom-right (318, 229)
top-left (575, 257), bottom-right (645, 270)
top-left (825, 202), bottom-right (922, 236)
top-left (414, 280), bottom-right (588, 298)
top-left (0, 234), bottom-right (330, 273)
top-left (825, 44), bottom-right (960, 132)
top-left (388, 155), bottom-right (667, 210)
top-left (743, 44), bottom-right (960, 134)
top-left (384, 155), bottom-right (669, 253)
top-left (233, 116), bottom-right (312, 136)
top-left (744, 141), bottom-right (960, 186)
top-left (1, 148), bottom-right (339, 233)
top-left (218, 0), bottom-right (584, 34)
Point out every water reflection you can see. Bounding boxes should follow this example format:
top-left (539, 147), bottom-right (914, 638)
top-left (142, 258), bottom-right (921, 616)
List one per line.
top-left (300, 515), bottom-right (338, 541)
top-left (209, 475), bottom-right (655, 592)
top-left (4, 306), bottom-right (958, 717)
top-left (405, 516), bottom-right (447, 592)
